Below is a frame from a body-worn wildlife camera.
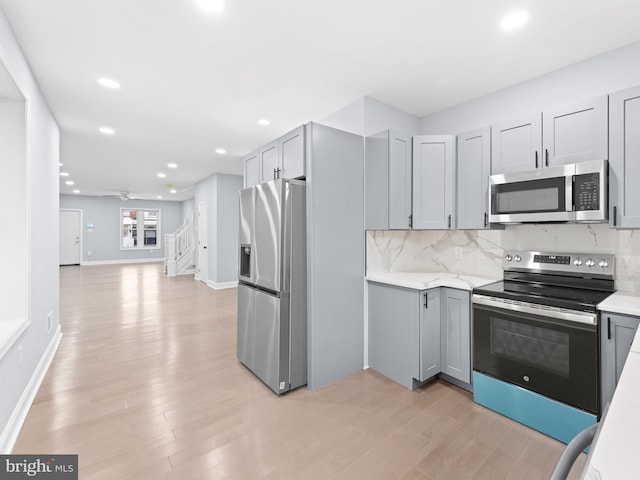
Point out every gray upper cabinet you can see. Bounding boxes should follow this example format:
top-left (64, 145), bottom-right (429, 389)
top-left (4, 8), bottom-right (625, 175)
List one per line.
top-left (440, 288), bottom-right (470, 384)
top-left (243, 150), bottom-right (260, 188)
top-left (278, 125), bottom-right (305, 180)
top-left (491, 95), bottom-right (608, 175)
top-left (610, 85), bottom-right (640, 228)
top-left (542, 95), bottom-right (608, 167)
top-left (601, 312), bottom-right (640, 410)
top-left (259, 140), bottom-right (280, 184)
top-left (457, 127), bottom-right (492, 230)
top-left (412, 135), bottom-right (456, 230)
top-left (491, 114), bottom-right (542, 174)
top-left (365, 130), bottom-right (412, 230)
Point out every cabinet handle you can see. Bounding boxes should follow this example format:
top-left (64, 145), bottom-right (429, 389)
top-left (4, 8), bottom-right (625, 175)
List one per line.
top-left (409, 214), bottom-right (413, 229)
top-left (484, 212), bottom-right (488, 228)
top-left (545, 148), bottom-right (549, 167)
top-left (613, 206), bottom-right (617, 227)
top-left (448, 214), bottom-right (452, 229)
top-left (608, 317), bottom-right (612, 340)
top-left (535, 150), bottom-right (539, 168)
top-left (424, 293), bottom-right (428, 309)
top-left (273, 168), bottom-right (277, 179)
top-left (275, 167), bottom-right (281, 179)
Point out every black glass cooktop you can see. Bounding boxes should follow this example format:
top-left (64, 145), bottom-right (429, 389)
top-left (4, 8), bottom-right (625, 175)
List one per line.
top-left (473, 279), bottom-right (614, 313)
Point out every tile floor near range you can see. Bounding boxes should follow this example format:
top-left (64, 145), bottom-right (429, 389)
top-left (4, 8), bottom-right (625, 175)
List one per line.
top-left (14, 263), bottom-right (585, 479)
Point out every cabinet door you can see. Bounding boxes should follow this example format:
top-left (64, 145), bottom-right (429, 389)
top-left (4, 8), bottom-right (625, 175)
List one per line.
top-left (601, 313), bottom-right (640, 409)
top-left (412, 135), bottom-right (456, 230)
top-left (368, 283), bottom-right (419, 390)
top-left (457, 127), bottom-right (491, 230)
top-left (542, 95), bottom-right (608, 167)
top-left (365, 131), bottom-right (390, 230)
top-left (610, 85), bottom-right (640, 228)
top-left (279, 125), bottom-right (305, 179)
top-left (243, 150), bottom-right (259, 188)
top-left (388, 132), bottom-right (412, 230)
top-left (440, 288), bottom-right (471, 384)
top-left (419, 289), bottom-right (441, 381)
top-left (259, 140), bottom-right (279, 184)
top-left (491, 114), bottom-right (542, 174)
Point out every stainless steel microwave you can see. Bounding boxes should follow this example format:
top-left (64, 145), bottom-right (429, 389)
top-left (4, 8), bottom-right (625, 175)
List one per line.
top-left (489, 159), bottom-right (608, 224)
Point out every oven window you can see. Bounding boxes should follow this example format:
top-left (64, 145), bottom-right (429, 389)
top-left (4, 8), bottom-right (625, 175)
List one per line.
top-left (492, 177), bottom-right (566, 214)
top-left (490, 318), bottom-right (570, 377)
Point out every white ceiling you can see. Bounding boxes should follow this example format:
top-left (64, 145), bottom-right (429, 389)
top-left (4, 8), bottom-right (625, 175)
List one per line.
top-left (1, 0), bottom-right (640, 201)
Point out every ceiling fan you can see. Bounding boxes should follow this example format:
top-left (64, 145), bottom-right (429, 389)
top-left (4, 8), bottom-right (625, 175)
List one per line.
top-left (101, 191), bottom-right (143, 201)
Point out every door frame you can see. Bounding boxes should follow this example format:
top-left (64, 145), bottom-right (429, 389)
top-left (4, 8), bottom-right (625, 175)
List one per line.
top-left (197, 201), bottom-right (208, 283)
top-left (60, 208), bottom-right (83, 265)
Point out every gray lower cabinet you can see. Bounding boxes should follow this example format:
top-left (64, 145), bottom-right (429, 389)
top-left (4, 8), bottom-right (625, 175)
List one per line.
top-left (601, 312), bottom-right (640, 409)
top-left (440, 288), bottom-right (471, 384)
top-left (368, 282), bottom-right (470, 389)
top-left (412, 135), bottom-right (456, 230)
top-left (610, 85), bottom-right (640, 228)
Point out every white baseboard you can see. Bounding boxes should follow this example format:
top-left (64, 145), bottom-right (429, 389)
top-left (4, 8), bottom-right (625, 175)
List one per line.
top-left (81, 258), bottom-right (164, 266)
top-left (0, 325), bottom-right (62, 453)
top-left (194, 274), bottom-right (200, 282)
top-left (206, 280), bottom-right (238, 290)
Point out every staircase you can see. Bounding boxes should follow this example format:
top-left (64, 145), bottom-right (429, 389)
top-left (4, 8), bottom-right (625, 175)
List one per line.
top-left (164, 216), bottom-right (195, 276)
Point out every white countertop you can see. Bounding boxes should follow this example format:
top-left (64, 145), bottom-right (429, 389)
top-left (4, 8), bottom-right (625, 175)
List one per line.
top-left (584, 326), bottom-right (640, 479)
top-left (365, 271), bottom-right (500, 291)
top-left (598, 291), bottom-right (640, 317)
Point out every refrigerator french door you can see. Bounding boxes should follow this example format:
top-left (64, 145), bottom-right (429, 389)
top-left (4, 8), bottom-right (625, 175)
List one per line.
top-left (236, 179), bottom-right (306, 394)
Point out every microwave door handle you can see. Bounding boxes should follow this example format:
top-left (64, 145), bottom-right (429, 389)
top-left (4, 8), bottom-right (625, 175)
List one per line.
top-left (567, 175), bottom-right (574, 212)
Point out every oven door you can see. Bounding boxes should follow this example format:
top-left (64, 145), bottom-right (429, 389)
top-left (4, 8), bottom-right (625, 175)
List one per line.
top-left (473, 295), bottom-right (599, 415)
top-left (489, 164), bottom-right (574, 223)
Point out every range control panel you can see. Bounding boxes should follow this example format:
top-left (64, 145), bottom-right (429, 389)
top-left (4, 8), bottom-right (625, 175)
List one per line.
top-left (503, 250), bottom-right (615, 276)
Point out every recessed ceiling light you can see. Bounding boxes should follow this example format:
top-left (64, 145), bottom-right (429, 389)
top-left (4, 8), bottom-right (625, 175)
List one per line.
top-left (98, 78), bottom-right (121, 89)
top-left (99, 127), bottom-right (115, 135)
top-left (215, 148), bottom-right (227, 155)
top-left (170, 189), bottom-right (177, 194)
top-left (258, 119), bottom-right (270, 126)
top-left (73, 189), bottom-right (80, 194)
top-left (156, 195), bottom-right (163, 199)
top-left (157, 172), bottom-right (167, 178)
top-left (196, 0), bottom-right (225, 14)
top-left (500, 11), bottom-right (529, 30)
top-left (167, 163), bottom-right (178, 169)
top-left (60, 172), bottom-right (70, 177)
top-left (65, 180), bottom-right (75, 185)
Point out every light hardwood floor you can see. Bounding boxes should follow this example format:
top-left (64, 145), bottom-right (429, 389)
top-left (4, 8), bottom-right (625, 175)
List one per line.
top-left (14, 263), bottom-right (585, 479)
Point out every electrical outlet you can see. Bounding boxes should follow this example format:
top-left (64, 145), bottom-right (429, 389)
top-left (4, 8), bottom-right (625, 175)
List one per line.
top-left (17, 345), bottom-right (23, 367)
top-left (454, 246), bottom-right (463, 260)
top-left (47, 310), bottom-right (53, 333)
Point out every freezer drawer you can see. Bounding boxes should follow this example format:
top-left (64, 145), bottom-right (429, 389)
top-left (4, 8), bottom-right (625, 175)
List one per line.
top-left (237, 284), bottom-right (254, 370)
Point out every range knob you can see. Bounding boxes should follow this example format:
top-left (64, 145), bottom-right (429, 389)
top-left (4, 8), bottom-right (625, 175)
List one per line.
top-left (514, 255), bottom-right (522, 262)
top-left (505, 254), bottom-right (513, 262)
top-left (585, 258), bottom-right (595, 268)
top-left (599, 259), bottom-right (609, 268)
top-left (574, 258), bottom-right (583, 267)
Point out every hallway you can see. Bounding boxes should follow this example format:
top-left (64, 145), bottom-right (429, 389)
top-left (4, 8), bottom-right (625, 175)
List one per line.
top-left (13, 263), bottom-right (583, 479)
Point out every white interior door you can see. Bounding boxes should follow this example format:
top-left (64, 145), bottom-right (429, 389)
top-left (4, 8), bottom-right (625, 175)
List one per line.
top-left (198, 202), bottom-right (208, 283)
top-left (60, 209), bottom-right (81, 265)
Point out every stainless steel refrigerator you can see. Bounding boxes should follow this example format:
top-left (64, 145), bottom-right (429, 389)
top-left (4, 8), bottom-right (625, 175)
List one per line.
top-left (237, 178), bottom-right (306, 394)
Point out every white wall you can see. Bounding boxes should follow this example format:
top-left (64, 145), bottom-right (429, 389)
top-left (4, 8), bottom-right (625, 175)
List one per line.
top-left (320, 96), bottom-right (421, 136)
top-left (194, 173), bottom-right (243, 287)
top-left (59, 195), bottom-right (183, 263)
top-left (421, 41), bottom-right (640, 135)
top-left (0, 6), bottom-right (60, 451)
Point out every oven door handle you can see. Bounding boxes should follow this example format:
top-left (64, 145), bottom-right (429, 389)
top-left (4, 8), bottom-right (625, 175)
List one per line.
top-left (472, 295), bottom-right (598, 325)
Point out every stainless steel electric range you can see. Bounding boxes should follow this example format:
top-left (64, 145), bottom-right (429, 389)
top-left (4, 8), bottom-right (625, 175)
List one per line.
top-left (472, 250), bottom-right (615, 444)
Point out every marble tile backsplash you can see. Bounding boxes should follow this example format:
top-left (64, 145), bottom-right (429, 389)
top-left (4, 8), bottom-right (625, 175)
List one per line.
top-left (366, 224), bottom-right (640, 293)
